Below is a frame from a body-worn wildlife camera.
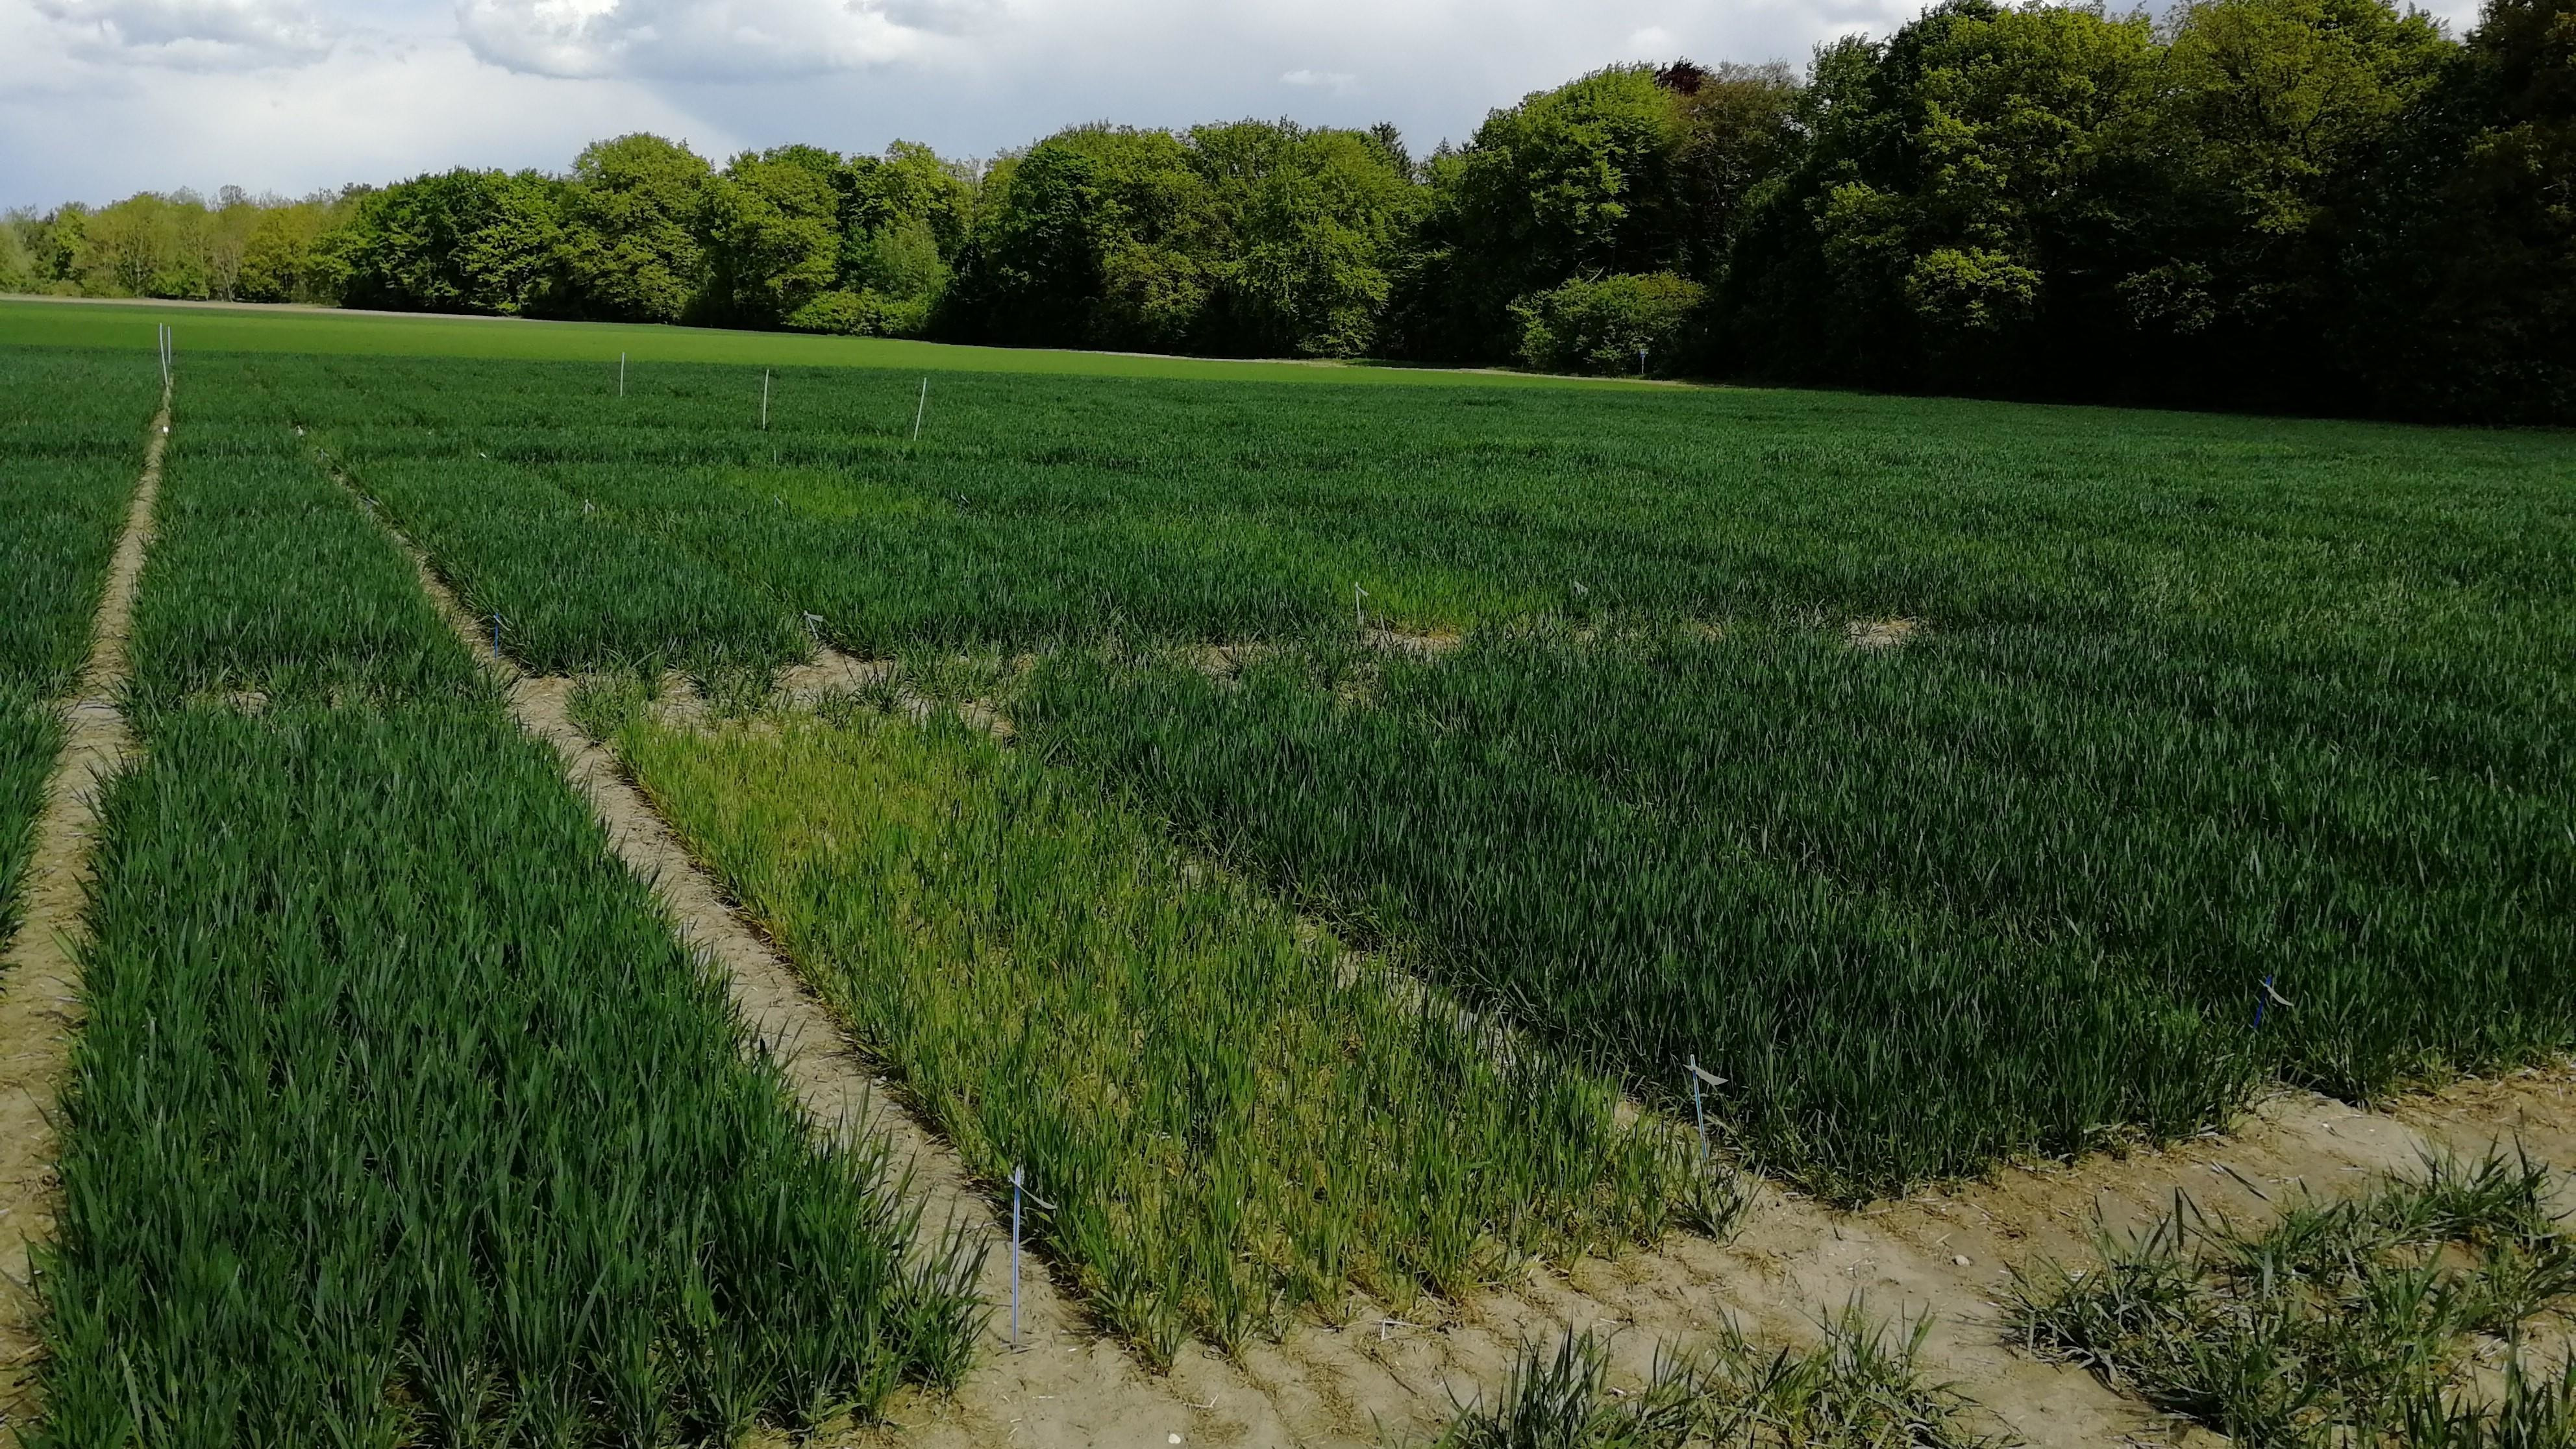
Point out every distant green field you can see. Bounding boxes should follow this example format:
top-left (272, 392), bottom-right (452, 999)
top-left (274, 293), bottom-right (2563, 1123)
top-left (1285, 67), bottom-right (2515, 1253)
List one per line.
top-left (0, 295), bottom-right (1636, 388)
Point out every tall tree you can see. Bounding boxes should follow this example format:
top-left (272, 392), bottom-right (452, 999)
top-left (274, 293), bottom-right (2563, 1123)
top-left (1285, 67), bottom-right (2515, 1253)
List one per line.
top-left (700, 147), bottom-right (843, 328)
top-left (342, 169), bottom-right (567, 316)
top-left (1723, 1), bottom-right (2159, 390)
top-left (560, 134), bottom-right (712, 323)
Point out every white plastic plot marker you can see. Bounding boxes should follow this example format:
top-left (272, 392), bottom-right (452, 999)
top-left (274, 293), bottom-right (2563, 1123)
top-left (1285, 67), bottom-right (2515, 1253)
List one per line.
top-left (2253, 972), bottom-right (2291, 1029)
top-left (1685, 1056), bottom-right (1725, 1161)
top-left (913, 377), bottom-right (928, 440)
top-left (619, 353), bottom-right (626, 397)
top-left (1009, 1165), bottom-right (1057, 1348)
top-left (1354, 582), bottom-right (1369, 633)
top-left (761, 369), bottom-right (771, 430)
top-left (490, 613), bottom-right (504, 660)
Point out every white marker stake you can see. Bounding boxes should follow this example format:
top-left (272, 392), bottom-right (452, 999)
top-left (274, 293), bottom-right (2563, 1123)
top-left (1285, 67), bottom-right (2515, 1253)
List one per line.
top-left (619, 353), bottom-right (626, 397)
top-left (761, 369), bottom-right (771, 430)
top-left (1685, 1056), bottom-right (1726, 1161)
top-left (1354, 582), bottom-right (1368, 634)
top-left (1009, 1165), bottom-right (1055, 1349)
top-left (913, 377), bottom-right (928, 440)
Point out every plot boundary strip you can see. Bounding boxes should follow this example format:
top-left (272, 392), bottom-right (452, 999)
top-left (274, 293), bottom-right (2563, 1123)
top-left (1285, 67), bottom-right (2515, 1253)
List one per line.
top-left (0, 383), bottom-right (170, 1415)
top-left (341, 485), bottom-right (1215, 1444)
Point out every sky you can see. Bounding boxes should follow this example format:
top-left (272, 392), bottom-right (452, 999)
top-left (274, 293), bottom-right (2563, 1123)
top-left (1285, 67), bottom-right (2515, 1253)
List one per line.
top-left (0, 0), bottom-right (2483, 210)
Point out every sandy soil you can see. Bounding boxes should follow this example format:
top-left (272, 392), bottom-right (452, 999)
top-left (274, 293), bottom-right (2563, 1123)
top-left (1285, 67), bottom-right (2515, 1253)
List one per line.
top-left (0, 390), bottom-right (169, 1431)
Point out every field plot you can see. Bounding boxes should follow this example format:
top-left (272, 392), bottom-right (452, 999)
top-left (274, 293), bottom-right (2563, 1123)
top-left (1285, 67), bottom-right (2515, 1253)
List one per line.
top-left (0, 349), bottom-right (160, 943)
top-left (602, 697), bottom-right (1702, 1367)
top-left (1018, 623), bottom-right (2573, 1196)
top-left (247, 348), bottom-right (2576, 1204)
top-left (124, 357), bottom-right (481, 709)
top-left (39, 355), bottom-right (978, 1444)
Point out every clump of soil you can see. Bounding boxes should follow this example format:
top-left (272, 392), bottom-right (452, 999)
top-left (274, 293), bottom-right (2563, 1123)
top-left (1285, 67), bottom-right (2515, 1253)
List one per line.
top-left (1848, 617), bottom-right (1928, 650)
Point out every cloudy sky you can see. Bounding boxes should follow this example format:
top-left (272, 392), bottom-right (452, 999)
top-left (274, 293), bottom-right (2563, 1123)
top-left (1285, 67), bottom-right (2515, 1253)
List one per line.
top-left (0, 0), bottom-right (2476, 210)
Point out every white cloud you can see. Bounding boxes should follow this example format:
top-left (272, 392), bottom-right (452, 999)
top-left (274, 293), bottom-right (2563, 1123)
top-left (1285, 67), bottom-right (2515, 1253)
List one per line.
top-left (1628, 24), bottom-right (1675, 53)
top-left (0, 21), bottom-right (727, 202)
top-left (31, 0), bottom-right (336, 69)
top-left (455, 0), bottom-right (950, 80)
top-left (1280, 67), bottom-right (1355, 92)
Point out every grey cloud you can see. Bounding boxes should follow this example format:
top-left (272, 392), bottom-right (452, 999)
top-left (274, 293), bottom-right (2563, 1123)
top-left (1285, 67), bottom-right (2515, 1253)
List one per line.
top-left (33, 0), bottom-right (336, 69)
top-left (455, 0), bottom-right (947, 80)
top-left (874, 0), bottom-right (1001, 37)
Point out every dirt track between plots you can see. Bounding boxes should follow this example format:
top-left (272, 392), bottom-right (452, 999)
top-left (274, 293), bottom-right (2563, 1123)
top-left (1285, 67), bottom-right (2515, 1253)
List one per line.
top-left (0, 389), bottom-right (169, 1428)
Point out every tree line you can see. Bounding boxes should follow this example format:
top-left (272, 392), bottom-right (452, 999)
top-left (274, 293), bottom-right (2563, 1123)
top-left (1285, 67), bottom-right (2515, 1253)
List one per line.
top-left (6, 0), bottom-right (2568, 423)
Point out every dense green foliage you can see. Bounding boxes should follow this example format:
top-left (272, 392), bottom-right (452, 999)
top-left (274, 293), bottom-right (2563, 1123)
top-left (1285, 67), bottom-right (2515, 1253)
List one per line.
top-left (0, 348), bottom-right (155, 957)
top-left (2, 186), bottom-right (354, 305)
top-left (1018, 636), bottom-right (2249, 1196)
top-left (127, 377), bottom-right (478, 710)
top-left (38, 356), bottom-right (982, 1443)
top-left (0, 350), bottom-right (158, 692)
top-left (939, 121), bottom-right (1418, 356)
top-left (1016, 615), bottom-right (2571, 1194)
top-left (1511, 271), bottom-right (1705, 373)
top-left (0, 692), bottom-right (53, 947)
top-left (12, 0), bottom-right (2567, 419)
top-left (2014, 1152), bottom-right (2576, 1446)
top-left (608, 701), bottom-right (1698, 1366)
top-left (49, 703), bottom-right (980, 1445)
top-left (234, 349), bottom-right (2576, 1196)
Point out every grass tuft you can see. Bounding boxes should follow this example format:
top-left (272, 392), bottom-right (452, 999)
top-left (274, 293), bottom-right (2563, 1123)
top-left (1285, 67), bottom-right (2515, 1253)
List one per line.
top-left (2011, 1149), bottom-right (2576, 1448)
top-left (1432, 1305), bottom-right (2000, 1449)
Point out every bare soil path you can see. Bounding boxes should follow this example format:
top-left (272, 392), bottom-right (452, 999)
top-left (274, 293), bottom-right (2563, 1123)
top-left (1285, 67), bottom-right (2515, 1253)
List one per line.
top-left (0, 389), bottom-right (169, 1430)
